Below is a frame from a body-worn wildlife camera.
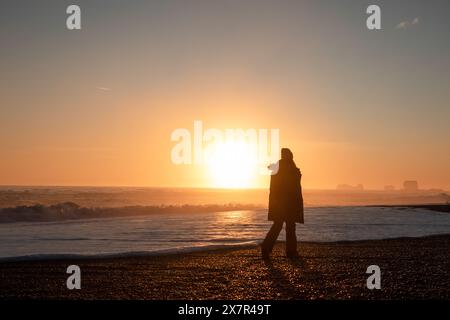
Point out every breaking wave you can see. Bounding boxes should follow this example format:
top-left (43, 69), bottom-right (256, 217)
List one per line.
top-left (0, 202), bottom-right (262, 223)
top-left (0, 241), bottom-right (260, 262)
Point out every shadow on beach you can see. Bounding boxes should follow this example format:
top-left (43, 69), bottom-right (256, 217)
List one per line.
top-left (263, 253), bottom-right (328, 299)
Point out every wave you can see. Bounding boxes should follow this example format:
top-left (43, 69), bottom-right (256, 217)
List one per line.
top-left (0, 240), bottom-right (261, 262)
top-left (0, 202), bottom-right (263, 223)
top-left (30, 236), bottom-right (260, 243)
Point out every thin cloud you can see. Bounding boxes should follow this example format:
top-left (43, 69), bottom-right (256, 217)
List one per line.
top-left (96, 86), bottom-right (112, 91)
top-left (396, 21), bottom-right (408, 29)
top-left (396, 17), bottom-right (419, 29)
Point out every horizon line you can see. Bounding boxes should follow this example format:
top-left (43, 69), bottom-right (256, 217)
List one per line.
top-left (0, 184), bottom-right (448, 193)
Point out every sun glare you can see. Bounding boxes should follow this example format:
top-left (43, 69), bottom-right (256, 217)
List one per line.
top-left (205, 140), bottom-right (258, 188)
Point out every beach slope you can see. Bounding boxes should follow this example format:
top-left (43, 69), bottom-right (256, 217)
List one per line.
top-left (0, 235), bottom-right (449, 299)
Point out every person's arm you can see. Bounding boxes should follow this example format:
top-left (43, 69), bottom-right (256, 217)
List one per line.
top-left (297, 170), bottom-right (304, 212)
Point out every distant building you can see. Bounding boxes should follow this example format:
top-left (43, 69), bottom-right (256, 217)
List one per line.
top-left (403, 180), bottom-right (419, 191)
top-left (384, 185), bottom-right (395, 191)
top-left (336, 184), bottom-right (364, 191)
top-left (441, 193), bottom-right (450, 204)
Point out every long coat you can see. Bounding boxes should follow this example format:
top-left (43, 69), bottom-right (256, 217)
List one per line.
top-left (268, 159), bottom-right (304, 223)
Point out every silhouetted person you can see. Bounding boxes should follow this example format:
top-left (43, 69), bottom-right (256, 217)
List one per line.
top-left (261, 148), bottom-right (304, 258)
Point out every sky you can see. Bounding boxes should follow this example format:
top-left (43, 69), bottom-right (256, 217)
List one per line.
top-left (0, 0), bottom-right (449, 189)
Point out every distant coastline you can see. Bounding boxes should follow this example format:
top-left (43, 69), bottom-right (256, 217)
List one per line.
top-left (0, 186), bottom-right (448, 209)
top-left (369, 204), bottom-right (450, 213)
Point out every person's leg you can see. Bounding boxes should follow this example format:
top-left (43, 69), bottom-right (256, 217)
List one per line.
top-left (261, 221), bottom-right (283, 256)
top-left (285, 221), bottom-right (298, 257)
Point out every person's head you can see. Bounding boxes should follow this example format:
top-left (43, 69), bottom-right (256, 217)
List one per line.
top-left (281, 148), bottom-right (293, 161)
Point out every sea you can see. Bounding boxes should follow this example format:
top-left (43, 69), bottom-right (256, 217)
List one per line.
top-left (0, 186), bottom-right (449, 261)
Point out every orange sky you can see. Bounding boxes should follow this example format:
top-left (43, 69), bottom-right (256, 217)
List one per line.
top-left (0, 1), bottom-right (449, 190)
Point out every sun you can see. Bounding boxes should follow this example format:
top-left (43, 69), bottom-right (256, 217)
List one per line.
top-left (204, 140), bottom-right (258, 188)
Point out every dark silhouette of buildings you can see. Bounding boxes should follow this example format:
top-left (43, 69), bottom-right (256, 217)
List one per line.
top-left (403, 180), bottom-right (419, 191)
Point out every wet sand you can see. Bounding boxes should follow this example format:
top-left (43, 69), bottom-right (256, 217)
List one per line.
top-left (1, 235), bottom-right (449, 299)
